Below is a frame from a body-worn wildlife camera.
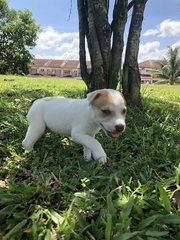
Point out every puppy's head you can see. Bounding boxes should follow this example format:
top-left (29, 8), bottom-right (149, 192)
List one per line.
top-left (87, 89), bottom-right (127, 138)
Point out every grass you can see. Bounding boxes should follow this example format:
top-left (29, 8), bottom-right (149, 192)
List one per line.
top-left (0, 74), bottom-right (180, 240)
top-left (141, 84), bottom-right (180, 104)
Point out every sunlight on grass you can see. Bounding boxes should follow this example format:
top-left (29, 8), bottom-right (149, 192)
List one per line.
top-left (0, 75), bottom-right (179, 239)
top-left (0, 75), bottom-right (86, 96)
top-left (141, 84), bottom-right (180, 104)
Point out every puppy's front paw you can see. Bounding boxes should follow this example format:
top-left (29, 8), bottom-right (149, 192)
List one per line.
top-left (93, 150), bottom-right (107, 164)
top-left (98, 156), bottom-right (107, 164)
top-left (83, 146), bottom-right (92, 162)
top-left (22, 140), bottom-right (33, 151)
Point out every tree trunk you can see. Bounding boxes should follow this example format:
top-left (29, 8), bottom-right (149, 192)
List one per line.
top-left (77, 0), bottom-right (91, 88)
top-left (77, 0), bottom-right (111, 91)
top-left (170, 77), bottom-right (174, 85)
top-left (109, 0), bottom-right (128, 89)
top-left (122, 0), bottom-right (148, 106)
top-left (77, 0), bottom-right (128, 91)
top-left (78, 0), bottom-right (148, 105)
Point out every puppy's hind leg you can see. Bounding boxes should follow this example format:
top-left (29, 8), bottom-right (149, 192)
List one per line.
top-left (22, 122), bottom-right (46, 150)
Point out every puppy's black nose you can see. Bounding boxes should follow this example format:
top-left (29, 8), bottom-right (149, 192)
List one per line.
top-left (115, 124), bottom-right (124, 132)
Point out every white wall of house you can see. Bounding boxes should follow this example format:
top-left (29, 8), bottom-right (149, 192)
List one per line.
top-left (29, 59), bottom-right (90, 78)
top-left (139, 67), bottom-right (159, 75)
top-left (29, 68), bottom-right (37, 75)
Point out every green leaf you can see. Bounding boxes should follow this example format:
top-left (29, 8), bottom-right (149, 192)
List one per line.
top-left (107, 193), bottom-right (116, 217)
top-left (31, 223), bottom-right (38, 239)
top-left (3, 219), bottom-right (27, 240)
top-left (0, 193), bottom-right (17, 203)
top-left (43, 209), bottom-right (64, 226)
top-left (0, 204), bottom-right (19, 215)
top-left (145, 230), bottom-right (168, 237)
top-left (175, 163), bottom-right (180, 186)
top-left (156, 182), bottom-right (171, 212)
top-left (158, 214), bottom-right (180, 224)
top-left (137, 215), bottom-right (161, 230)
top-left (114, 231), bottom-right (142, 240)
top-left (105, 213), bottom-right (112, 240)
top-left (48, 209), bottom-right (64, 226)
top-left (119, 197), bottom-right (135, 232)
top-left (174, 231), bottom-right (180, 240)
top-left (76, 212), bottom-right (88, 229)
top-left (44, 229), bottom-right (52, 240)
top-left (121, 197), bottom-right (135, 216)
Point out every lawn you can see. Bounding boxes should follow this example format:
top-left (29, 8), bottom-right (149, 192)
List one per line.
top-left (0, 75), bottom-right (180, 240)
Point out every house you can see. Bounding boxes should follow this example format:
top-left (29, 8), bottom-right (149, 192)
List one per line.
top-left (30, 58), bottom-right (162, 83)
top-left (29, 59), bottom-right (91, 78)
top-left (139, 60), bottom-right (162, 83)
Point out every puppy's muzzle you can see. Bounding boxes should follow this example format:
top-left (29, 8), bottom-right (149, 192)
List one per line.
top-left (100, 123), bottom-right (125, 139)
top-left (115, 124), bottom-right (125, 133)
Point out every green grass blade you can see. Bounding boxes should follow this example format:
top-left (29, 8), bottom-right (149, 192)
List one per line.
top-left (44, 229), bottom-right (53, 240)
top-left (158, 214), bottom-right (180, 224)
top-left (107, 193), bottom-right (116, 217)
top-left (0, 204), bottom-right (19, 215)
top-left (105, 213), bottom-right (112, 240)
top-left (136, 214), bottom-right (162, 230)
top-left (76, 212), bottom-right (88, 229)
top-left (114, 231), bottom-right (142, 240)
top-left (145, 230), bottom-right (168, 237)
top-left (156, 182), bottom-right (171, 212)
top-left (3, 219), bottom-right (27, 240)
top-left (119, 197), bottom-right (135, 232)
top-left (121, 197), bottom-right (135, 216)
top-left (44, 208), bottom-right (64, 226)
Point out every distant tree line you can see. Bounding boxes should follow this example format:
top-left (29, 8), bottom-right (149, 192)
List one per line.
top-left (0, 0), bottom-right (39, 75)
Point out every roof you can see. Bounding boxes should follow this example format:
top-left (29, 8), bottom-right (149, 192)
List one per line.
top-left (46, 60), bottom-right (64, 68)
top-left (138, 60), bottom-right (162, 69)
top-left (32, 58), bottom-right (91, 69)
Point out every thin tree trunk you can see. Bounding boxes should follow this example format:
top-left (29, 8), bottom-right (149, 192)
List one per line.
top-left (109, 0), bottom-right (128, 89)
top-left (77, 0), bottom-right (111, 91)
top-left (87, 0), bottom-right (110, 91)
top-left (122, 0), bottom-right (148, 106)
top-left (77, 0), bottom-right (91, 88)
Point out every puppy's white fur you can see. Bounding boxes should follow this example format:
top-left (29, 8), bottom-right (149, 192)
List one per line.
top-left (22, 89), bottom-right (126, 164)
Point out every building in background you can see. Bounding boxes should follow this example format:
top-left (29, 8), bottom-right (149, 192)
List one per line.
top-left (29, 58), bottom-right (162, 83)
top-left (29, 59), bottom-right (91, 78)
top-left (139, 60), bottom-right (162, 83)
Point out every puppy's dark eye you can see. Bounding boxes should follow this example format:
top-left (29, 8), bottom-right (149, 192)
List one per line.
top-left (102, 109), bottom-right (111, 115)
top-left (122, 108), bottom-right (127, 114)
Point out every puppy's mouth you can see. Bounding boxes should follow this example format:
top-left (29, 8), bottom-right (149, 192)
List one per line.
top-left (106, 130), bottom-right (121, 138)
top-left (99, 124), bottom-right (122, 139)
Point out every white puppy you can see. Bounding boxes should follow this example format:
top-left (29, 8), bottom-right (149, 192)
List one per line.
top-left (22, 89), bottom-right (127, 164)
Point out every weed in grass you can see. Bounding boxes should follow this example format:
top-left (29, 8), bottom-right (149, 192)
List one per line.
top-left (0, 75), bottom-right (180, 239)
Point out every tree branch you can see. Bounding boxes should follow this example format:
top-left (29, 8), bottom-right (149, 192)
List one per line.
top-left (128, 0), bottom-right (135, 11)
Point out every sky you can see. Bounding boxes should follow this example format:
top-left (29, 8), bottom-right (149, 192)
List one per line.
top-left (8, 0), bottom-right (180, 63)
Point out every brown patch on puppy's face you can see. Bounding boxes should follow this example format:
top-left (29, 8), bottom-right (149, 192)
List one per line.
top-left (90, 90), bottom-right (115, 109)
top-left (87, 89), bottom-right (127, 138)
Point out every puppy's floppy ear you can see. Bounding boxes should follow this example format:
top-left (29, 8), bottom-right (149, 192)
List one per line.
top-left (120, 92), bottom-right (126, 105)
top-left (87, 90), bottom-right (101, 105)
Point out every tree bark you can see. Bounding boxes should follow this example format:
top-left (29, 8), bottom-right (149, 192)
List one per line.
top-left (109, 0), bottom-right (128, 89)
top-left (77, 0), bottom-right (127, 91)
top-left (87, 0), bottom-right (111, 91)
top-left (77, 0), bottom-right (148, 107)
top-left (122, 0), bottom-right (148, 106)
top-left (77, 0), bottom-right (111, 91)
top-left (77, 0), bottom-right (91, 88)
